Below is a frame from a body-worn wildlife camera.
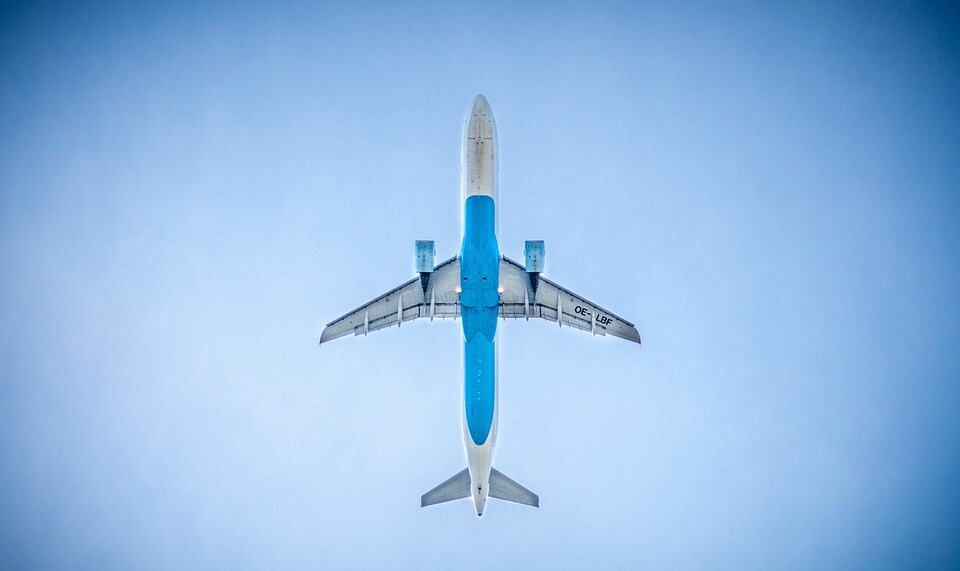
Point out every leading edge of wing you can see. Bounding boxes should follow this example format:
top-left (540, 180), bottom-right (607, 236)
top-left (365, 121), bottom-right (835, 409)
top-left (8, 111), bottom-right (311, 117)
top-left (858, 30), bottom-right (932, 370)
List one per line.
top-left (319, 255), bottom-right (459, 345)
top-left (501, 256), bottom-right (637, 328)
top-left (501, 256), bottom-right (642, 344)
top-left (323, 275), bottom-right (417, 329)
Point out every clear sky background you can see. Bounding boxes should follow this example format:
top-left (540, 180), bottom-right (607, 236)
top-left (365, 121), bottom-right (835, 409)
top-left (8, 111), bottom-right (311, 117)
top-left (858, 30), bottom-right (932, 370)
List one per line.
top-left (2, 1), bottom-right (959, 568)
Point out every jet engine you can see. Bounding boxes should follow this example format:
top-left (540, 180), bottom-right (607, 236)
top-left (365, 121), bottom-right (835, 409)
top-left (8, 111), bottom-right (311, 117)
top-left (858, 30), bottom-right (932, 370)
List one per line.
top-left (415, 240), bottom-right (436, 291)
top-left (524, 240), bottom-right (544, 292)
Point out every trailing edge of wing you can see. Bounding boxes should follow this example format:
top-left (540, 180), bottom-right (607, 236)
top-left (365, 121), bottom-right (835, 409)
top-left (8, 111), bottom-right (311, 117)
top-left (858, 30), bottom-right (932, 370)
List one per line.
top-left (319, 257), bottom-right (461, 345)
top-left (498, 256), bottom-right (641, 344)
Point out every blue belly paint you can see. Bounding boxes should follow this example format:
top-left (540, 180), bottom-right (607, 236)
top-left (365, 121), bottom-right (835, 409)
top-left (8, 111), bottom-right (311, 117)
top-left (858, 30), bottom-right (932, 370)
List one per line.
top-left (460, 195), bottom-right (499, 446)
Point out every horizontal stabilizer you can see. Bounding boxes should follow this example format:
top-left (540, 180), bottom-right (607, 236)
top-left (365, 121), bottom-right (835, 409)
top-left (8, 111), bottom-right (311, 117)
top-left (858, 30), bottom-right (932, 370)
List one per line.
top-left (489, 468), bottom-right (539, 508)
top-left (421, 468), bottom-right (471, 507)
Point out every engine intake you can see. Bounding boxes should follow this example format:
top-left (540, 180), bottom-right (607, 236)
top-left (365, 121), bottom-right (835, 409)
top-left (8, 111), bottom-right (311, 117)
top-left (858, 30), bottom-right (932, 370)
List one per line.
top-left (415, 240), bottom-right (436, 290)
top-left (524, 240), bottom-right (544, 292)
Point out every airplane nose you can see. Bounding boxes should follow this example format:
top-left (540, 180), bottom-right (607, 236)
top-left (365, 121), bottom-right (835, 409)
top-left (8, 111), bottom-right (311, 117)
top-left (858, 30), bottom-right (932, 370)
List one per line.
top-left (471, 94), bottom-right (490, 115)
top-left (461, 94), bottom-right (498, 204)
top-left (467, 95), bottom-right (494, 135)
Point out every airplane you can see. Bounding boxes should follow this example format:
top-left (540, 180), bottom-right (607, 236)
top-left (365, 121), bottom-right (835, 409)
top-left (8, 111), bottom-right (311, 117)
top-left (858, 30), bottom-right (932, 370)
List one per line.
top-left (319, 95), bottom-right (641, 516)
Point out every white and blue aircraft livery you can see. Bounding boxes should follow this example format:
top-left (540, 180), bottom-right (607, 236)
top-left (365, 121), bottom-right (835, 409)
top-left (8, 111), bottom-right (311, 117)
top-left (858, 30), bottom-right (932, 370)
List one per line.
top-left (320, 95), bottom-right (641, 516)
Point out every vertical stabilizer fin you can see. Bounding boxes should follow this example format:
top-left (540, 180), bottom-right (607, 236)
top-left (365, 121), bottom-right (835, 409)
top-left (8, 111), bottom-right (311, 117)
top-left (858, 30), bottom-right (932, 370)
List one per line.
top-left (489, 468), bottom-right (540, 507)
top-left (421, 468), bottom-right (472, 507)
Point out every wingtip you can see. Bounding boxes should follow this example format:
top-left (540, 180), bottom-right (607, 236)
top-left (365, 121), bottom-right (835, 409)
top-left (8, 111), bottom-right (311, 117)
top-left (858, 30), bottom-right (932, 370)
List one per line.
top-left (319, 326), bottom-right (334, 346)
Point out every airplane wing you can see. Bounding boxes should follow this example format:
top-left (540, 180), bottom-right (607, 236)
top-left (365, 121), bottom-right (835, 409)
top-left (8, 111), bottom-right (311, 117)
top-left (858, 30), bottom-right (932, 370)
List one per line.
top-left (319, 256), bottom-right (461, 345)
top-left (498, 256), bottom-right (641, 344)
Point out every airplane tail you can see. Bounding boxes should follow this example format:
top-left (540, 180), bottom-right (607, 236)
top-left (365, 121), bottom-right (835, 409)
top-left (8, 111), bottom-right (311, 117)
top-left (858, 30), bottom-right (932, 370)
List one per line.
top-left (421, 468), bottom-right (471, 507)
top-left (489, 467), bottom-right (539, 507)
top-left (420, 467), bottom-right (539, 508)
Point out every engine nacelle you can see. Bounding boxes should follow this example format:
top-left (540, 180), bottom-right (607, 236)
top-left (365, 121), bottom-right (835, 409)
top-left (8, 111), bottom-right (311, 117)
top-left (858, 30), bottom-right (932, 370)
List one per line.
top-left (524, 240), bottom-right (544, 273)
top-left (524, 240), bottom-right (544, 292)
top-left (415, 240), bottom-right (436, 290)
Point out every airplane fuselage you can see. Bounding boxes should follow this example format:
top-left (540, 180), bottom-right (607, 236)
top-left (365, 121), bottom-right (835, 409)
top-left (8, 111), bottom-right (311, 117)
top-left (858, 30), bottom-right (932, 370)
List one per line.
top-left (459, 95), bottom-right (499, 516)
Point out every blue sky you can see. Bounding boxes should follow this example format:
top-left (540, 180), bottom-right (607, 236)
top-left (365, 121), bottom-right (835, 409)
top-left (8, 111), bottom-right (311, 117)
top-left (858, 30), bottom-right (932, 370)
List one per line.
top-left (1, 1), bottom-right (958, 568)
